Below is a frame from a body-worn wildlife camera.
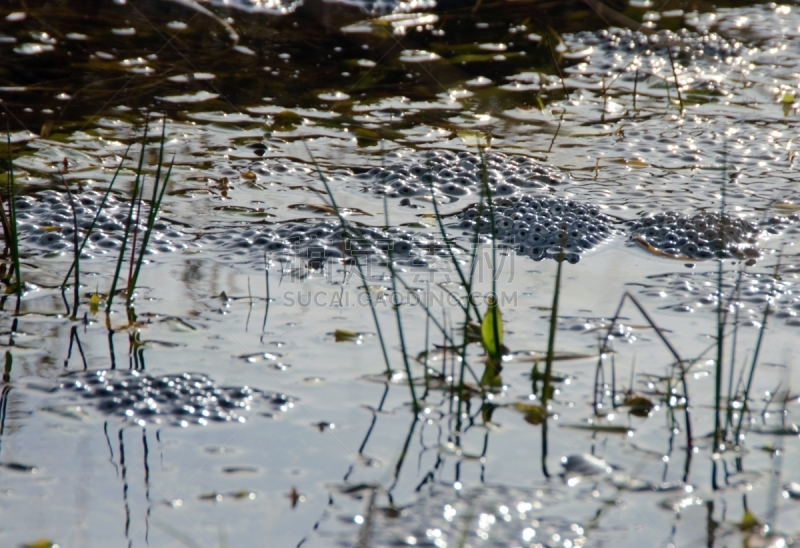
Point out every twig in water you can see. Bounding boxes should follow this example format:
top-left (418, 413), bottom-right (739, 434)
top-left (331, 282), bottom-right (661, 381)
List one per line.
top-left (665, 45), bottom-right (685, 113)
top-left (548, 111), bottom-right (564, 153)
top-left (61, 176), bottom-right (81, 319)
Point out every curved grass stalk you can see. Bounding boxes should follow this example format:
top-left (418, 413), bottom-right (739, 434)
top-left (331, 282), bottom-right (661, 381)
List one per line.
top-left (383, 193), bottom-right (419, 411)
top-left (542, 246), bottom-right (565, 410)
top-left (302, 142), bottom-right (392, 377)
top-left (734, 251), bottom-right (783, 441)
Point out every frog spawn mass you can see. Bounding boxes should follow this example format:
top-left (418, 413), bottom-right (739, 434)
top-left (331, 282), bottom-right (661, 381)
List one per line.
top-left (55, 369), bottom-right (295, 427)
top-left (627, 211), bottom-right (800, 260)
top-left (14, 190), bottom-right (189, 257)
top-left (457, 196), bottom-right (616, 264)
top-left (13, 190), bottom-right (453, 269)
top-left (636, 270), bottom-right (800, 326)
top-left (358, 150), bottom-right (568, 204)
top-left (563, 26), bottom-right (749, 99)
top-left (200, 220), bottom-right (454, 269)
top-left (11, 160), bottom-right (799, 267)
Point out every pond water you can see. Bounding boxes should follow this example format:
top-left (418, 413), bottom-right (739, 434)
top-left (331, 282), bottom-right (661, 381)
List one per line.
top-left (2, 0), bottom-right (800, 546)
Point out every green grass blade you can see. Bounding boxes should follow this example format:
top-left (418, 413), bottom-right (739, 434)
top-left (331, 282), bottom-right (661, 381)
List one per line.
top-left (128, 120), bottom-right (170, 305)
top-left (425, 166), bottom-right (480, 322)
top-left (383, 192), bottom-right (419, 411)
top-left (128, 156), bottom-right (173, 308)
top-left (542, 249), bottom-right (564, 409)
top-left (107, 119), bottom-right (150, 315)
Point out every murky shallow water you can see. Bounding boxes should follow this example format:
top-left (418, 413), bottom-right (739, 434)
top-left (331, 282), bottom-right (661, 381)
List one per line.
top-left (2, 1), bottom-right (800, 547)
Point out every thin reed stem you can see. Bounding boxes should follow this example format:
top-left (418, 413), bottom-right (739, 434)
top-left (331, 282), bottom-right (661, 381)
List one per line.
top-left (128, 119), bottom-right (173, 309)
top-left (542, 247), bottom-right (564, 409)
top-left (302, 143), bottom-right (392, 377)
top-left (5, 126), bottom-right (21, 298)
top-left (107, 119), bottom-right (150, 316)
top-left (383, 193), bottom-right (419, 412)
top-left (62, 178), bottom-right (81, 320)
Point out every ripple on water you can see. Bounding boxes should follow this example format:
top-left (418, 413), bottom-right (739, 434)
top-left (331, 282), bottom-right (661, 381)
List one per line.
top-left (318, 484), bottom-right (587, 547)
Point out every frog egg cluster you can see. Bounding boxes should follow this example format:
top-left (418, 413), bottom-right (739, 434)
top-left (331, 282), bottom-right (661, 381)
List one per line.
top-left (457, 195), bottom-right (615, 264)
top-left (357, 150), bottom-right (567, 203)
top-left (636, 271), bottom-right (800, 327)
top-left (589, 27), bottom-right (745, 59)
top-left (628, 211), bottom-right (799, 260)
top-left (14, 190), bottom-right (188, 257)
top-left (201, 220), bottom-right (453, 268)
top-left (59, 369), bottom-right (295, 427)
top-left (564, 27), bottom-right (748, 98)
top-left (322, 483), bottom-right (587, 548)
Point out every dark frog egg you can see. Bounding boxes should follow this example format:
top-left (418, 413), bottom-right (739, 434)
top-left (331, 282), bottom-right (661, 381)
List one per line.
top-left (440, 182), bottom-right (469, 196)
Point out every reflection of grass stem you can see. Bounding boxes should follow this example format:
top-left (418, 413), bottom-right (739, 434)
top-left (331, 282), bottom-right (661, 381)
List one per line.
top-left (735, 250), bottom-right (782, 440)
top-left (387, 416), bottom-right (419, 503)
top-left (423, 304), bottom-right (430, 399)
